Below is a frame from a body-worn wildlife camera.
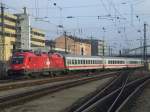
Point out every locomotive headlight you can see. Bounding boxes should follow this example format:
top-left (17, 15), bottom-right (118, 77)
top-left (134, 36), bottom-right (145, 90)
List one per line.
top-left (21, 66), bottom-right (25, 69)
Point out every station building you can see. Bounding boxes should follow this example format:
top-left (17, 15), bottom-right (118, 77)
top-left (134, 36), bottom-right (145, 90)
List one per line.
top-left (0, 9), bottom-right (45, 62)
top-left (55, 35), bottom-right (91, 56)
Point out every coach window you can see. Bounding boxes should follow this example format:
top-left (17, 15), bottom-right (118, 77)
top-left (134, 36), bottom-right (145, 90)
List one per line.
top-left (72, 60), bottom-right (74, 64)
top-left (110, 60), bottom-right (112, 64)
top-left (75, 60), bottom-right (77, 64)
top-left (80, 60), bottom-right (82, 64)
top-left (78, 60), bottom-right (80, 64)
top-left (83, 60), bottom-right (85, 64)
top-left (110, 60), bottom-right (111, 64)
top-left (113, 60), bottom-right (115, 64)
top-left (86, 60), bottom-right (87, 64)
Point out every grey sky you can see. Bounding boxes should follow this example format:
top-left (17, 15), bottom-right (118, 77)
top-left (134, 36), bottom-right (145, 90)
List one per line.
top-left (1, 0), bottom-right (150, 51)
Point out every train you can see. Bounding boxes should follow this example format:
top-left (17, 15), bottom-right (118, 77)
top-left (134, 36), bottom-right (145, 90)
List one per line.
top-left (7, 50), bottom-right (144, 77)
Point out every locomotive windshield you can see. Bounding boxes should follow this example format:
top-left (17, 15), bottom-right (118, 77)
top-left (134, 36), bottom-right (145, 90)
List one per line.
top-left (11, 56), bottom-right (24, 64)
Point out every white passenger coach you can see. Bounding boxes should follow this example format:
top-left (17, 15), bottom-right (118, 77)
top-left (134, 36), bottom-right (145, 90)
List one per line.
top-left (64, 55), bottom-right (143, 71)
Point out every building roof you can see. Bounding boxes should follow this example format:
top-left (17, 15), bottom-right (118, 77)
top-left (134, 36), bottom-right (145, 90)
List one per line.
top-left (56, 35), bottom-right (91, 44)
top-left (68, 35), bottom-right (91, 44)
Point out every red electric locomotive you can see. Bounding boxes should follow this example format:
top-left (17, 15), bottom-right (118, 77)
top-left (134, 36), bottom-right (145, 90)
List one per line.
top-left (8, 51), bottom-right (49, 77)
top-left (8, 51), bottom-right (66, 77)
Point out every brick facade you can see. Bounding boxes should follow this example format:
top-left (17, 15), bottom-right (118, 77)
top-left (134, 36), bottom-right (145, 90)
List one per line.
top-left (55, 35), bottom-right (91, 56)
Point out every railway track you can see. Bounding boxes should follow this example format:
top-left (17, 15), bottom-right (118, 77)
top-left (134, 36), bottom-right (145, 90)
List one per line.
top-left (65, 70), bottom-right (150, 112)
top-left (0, 71), bottom-right (117, 91)
top-left (0, 72), bottom-right (118, 109)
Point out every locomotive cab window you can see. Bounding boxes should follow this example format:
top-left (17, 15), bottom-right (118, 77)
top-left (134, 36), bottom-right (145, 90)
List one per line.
top-left (11, 56), bottom-right (24, 64)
